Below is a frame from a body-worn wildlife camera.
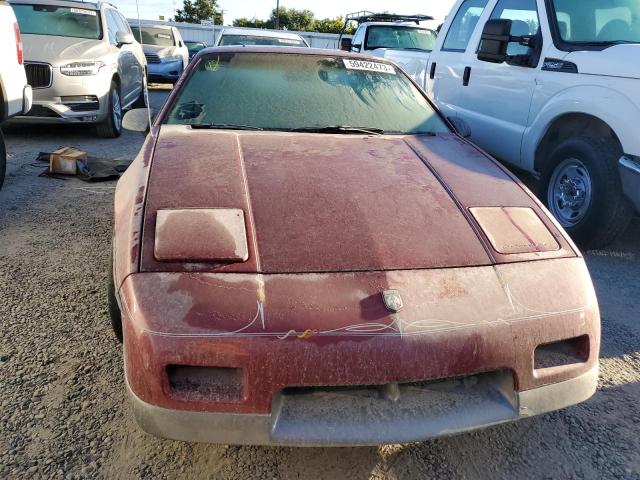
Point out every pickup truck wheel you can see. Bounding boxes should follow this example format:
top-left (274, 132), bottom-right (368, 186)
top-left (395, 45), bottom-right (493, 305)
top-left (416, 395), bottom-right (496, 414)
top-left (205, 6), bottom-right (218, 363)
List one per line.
top-left (96, 81), bottom-right (123, 138)
top-left (543, 136), bottom-right (633, 249)
top-left (0, 129), bottom-right (6, 191)
top-left (108, 240), bottom-right (123, 343)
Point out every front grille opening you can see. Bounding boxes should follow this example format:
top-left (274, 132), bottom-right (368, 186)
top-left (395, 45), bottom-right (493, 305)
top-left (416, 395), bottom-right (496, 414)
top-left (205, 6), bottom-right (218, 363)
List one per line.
top-left (534, 335), bottom-right (589, 370)
top-left (25, 63), bottom-right (52, 89)
top-left (25, 105), bottom-right (60, 118)
top-left (61, 95), bottom-right (100, 112)
top-left (166, 365), bottom-right (243, 402)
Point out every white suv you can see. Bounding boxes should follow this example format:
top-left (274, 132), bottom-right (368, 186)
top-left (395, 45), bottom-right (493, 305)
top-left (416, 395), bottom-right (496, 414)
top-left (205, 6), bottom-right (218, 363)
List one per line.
top-left (0, 0), bottom-right (32, 189)
top-left (10, 0), bottom-right (146, 137)
top-left (426, 0), bottom-right (640, 248)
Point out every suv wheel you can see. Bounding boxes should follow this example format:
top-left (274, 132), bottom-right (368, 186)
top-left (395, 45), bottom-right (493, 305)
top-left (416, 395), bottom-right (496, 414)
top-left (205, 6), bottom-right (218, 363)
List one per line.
top-left (0, 129), bottom-right (6, 191)
top-left (132, 72), bottom-right (148, 108)
top-left (96, 81), bottom-right (123, 138)
top-left (542, 136), bottom-right (633, 249)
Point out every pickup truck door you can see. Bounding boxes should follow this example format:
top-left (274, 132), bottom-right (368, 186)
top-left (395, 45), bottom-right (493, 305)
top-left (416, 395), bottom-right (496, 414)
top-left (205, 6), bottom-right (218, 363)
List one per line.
top-left (426, 0), bottom-right (491, 119)
top-left (455, 0), bottom-right (542, 166)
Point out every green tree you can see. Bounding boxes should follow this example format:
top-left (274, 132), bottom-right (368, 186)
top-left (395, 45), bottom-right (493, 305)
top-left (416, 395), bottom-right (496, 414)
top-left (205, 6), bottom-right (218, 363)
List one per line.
top-left (233, 17), bottom-right (268, 29)
top-left (174, 0), bottom-right (223, 25)
top-left (312, 16), bottom-right (355, 34)
top-left (268, 7), bottom-right (314, 31)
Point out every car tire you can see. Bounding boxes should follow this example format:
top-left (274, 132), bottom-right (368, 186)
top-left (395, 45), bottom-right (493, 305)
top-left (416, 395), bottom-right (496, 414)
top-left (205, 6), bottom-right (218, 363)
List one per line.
top-left (108, 239), bottom-right (123, 343)
top-left (132, 71), bottom-right (148, 109)
top-left (0, 129), bottom-right (6, 191)
top-left (542, 136), bottom-right (633, 249)
top-left (96, 81), bottom-right (123, 138)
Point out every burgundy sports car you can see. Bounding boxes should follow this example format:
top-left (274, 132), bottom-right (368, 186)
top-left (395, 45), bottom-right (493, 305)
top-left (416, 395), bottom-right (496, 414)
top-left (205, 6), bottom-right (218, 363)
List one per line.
top-left (110, 47), bottom-right (600, 446)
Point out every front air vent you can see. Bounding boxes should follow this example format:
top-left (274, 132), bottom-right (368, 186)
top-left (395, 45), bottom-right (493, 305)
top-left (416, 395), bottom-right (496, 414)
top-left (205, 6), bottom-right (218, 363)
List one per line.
top-left (167, 365), bottom-right (244, 402)
top-left (534, 335), bottom-right (589, 370)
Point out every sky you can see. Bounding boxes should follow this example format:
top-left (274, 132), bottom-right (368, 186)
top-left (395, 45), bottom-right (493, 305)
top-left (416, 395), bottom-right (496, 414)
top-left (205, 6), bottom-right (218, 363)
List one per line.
top-left (111, 0), bottom-right (457, 26)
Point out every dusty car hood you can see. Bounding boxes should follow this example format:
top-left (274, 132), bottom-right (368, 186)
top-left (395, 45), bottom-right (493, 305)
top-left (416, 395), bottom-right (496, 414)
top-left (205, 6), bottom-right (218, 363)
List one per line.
top-left (21, 34), bottom-right (107, 66)
top-left (566, 44), bottom-right (640, 79)
top-left (140, 126), bottom-right (573, 274)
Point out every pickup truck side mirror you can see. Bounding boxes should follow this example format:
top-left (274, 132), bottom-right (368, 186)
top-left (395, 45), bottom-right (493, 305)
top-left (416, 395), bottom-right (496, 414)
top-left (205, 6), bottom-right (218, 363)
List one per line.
top-left (478, 19), bottom-right (512, 64)
top-left (340, 38), bottom-right (352, 51)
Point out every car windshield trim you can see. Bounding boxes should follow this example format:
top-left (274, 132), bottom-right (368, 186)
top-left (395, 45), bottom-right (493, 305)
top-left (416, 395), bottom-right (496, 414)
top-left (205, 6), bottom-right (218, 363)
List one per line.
top-left (190, 123), bottom-right (264, 131)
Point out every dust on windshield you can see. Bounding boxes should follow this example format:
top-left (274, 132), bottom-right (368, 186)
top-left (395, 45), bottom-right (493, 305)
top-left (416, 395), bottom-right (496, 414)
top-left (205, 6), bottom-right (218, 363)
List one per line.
top-left (165, 53), bottom-right (449, 135)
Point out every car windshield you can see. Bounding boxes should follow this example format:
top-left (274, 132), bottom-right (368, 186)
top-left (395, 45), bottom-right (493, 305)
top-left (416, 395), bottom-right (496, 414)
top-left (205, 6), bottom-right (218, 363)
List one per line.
top-left (365, 26), bottom-right (437, 51)
top-left (552, 0), bottom-right (640, 44)
top-left (12, 4), bottom-right (101, 40)
top-left (218, 34), bottom-right (307, 47)
top-left (186, 41), bottom-right (206, 51)
top-left (132, 27), bottom-right (174, 46)
top-left (165, 53), bottom-right (449, 135)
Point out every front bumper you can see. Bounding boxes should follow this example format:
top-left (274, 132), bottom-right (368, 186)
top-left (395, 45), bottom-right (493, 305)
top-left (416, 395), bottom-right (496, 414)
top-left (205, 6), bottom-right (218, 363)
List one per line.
top-left (120, 258), bottom-right (600, 445)
top-left (11, 66), bottom-right (110, 124)
top-left (147, 60), bottom-right (182, 82)
top-left (620, 155), bottom-right (640, 213)
top-left (128, 363), bottom-right (598, 446)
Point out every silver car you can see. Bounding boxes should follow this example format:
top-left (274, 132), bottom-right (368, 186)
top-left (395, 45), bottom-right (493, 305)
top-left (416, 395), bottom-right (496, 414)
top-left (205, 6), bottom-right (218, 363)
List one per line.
top-left (10, 0), bottom-right (147, 137)
top-left (131, 24), bottom-right (189, 84)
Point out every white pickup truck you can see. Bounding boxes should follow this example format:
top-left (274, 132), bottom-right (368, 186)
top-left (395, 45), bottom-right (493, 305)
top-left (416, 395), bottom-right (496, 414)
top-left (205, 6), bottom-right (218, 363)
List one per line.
top-left (416, 0), bottom-right (640, 248)
top-left (0, 0), bottom-right (32, 190)
top-left (339, 12), bottom-right (438, 89)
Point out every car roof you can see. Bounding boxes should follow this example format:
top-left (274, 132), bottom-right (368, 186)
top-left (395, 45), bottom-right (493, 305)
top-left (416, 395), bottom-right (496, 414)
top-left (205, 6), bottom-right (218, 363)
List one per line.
top-left (9, 0), bottom-right (114, 10)
top-left (194, 45), bottom-right (398, 62)
top-left (219, 27), bottom-right (306, 41)
top-left (361, 21), bottom-right (433, 29)
top-left (132, 23), bottom-right (173, 30)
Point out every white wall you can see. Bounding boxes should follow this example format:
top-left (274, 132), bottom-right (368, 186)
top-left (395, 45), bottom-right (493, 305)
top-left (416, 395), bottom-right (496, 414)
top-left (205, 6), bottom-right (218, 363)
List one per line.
top-left (127, 19), bottom-right (351, 49)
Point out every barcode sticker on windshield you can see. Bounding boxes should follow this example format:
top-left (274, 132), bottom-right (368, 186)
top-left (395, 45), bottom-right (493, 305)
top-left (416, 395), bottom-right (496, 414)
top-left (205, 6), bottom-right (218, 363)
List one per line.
top-left (343, 59), bottom-right (396, 75)
top-left (70, 8), bottom-right (97, 16)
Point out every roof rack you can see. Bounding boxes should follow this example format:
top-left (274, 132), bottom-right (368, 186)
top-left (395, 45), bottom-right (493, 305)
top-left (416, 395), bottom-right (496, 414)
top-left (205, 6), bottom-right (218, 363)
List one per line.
top-left (338, 12), bottom-right (434, 41)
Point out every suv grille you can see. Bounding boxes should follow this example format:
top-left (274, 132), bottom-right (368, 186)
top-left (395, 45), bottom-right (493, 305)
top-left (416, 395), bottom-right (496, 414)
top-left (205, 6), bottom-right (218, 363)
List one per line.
top-left (145, 53), bottom-right (161, 64)
top-left (25, 63), bottom-right (53, 89)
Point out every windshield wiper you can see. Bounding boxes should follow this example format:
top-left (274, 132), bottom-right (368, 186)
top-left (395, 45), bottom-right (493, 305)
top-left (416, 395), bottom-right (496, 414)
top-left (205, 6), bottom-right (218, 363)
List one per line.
top-left (190, 123), bottom-right (263, 131)
top-left (290, 125), bottom-right (385, 135)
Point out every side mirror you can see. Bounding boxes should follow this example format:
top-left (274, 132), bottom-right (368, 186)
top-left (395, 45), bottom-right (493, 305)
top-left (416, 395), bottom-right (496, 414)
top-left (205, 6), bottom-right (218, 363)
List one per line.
top-left (123, 108), bottom-right (151, 132)
top-left (116, 31), bottom-right (134, 47)
top-left (448, 116), bottom-right (471, 138)
top-left (478, 19), bottom-right (512, 64)
top-left (340, 37), bottom-right (352, 51)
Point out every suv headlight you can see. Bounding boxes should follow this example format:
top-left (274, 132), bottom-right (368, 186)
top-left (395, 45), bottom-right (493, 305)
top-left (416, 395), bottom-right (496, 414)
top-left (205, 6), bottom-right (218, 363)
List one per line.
top-left (164, 55), bottom-right (182, 63)
top-left (60, 61), bottom-right (105, 76)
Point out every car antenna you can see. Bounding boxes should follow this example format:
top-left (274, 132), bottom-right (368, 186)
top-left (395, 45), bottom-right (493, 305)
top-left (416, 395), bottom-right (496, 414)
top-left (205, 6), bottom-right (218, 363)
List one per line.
top-left (134, 0), bottom-right (153, 130)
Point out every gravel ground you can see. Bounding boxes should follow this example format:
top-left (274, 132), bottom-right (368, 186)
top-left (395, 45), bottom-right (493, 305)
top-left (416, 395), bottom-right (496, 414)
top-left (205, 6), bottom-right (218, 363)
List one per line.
top-left (1, 88), bottom-right (639, 479)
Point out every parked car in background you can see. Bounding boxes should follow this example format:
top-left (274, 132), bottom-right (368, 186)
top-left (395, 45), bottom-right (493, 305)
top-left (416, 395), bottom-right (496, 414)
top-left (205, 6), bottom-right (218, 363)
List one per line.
top-left (424, 0), bottom-right (640, 248)
top-left (131, 24), bottom-right (188, 83)
top-left (216, 27), bottom-right (309, 47)
top-left (339, 12), bottom-right (437, 89)
top-left (185, 40), bottom-right (206, 61)
top-left (112, 47), bottom-right (599, 446)
top-left (9, 0), bottom-right (146, 138)
top-left (0, 0), bottom-right (32, 189)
